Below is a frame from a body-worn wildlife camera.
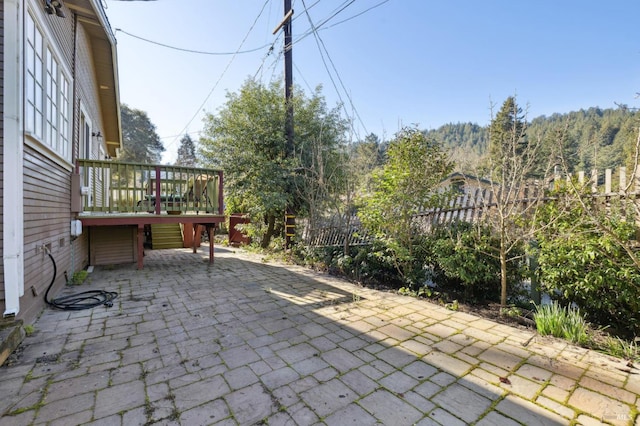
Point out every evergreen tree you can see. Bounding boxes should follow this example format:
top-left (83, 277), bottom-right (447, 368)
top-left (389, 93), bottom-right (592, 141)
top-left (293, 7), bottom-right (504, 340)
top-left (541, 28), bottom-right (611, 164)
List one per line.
top-left (175, 134), bottom-right (197, 167)
top-left (118, 104), bottom-right (164, 164)
top-left (489, 96), bottom-right (526, 166)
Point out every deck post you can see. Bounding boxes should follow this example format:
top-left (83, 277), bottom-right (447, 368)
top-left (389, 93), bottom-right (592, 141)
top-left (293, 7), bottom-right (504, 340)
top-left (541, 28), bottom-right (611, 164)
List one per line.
top-left (207, 225), bottom-right (215, 264)
top-left (155, 166), bottom-right (162, 215)
top-left (192, 224), bottom-right (200, 254)
top-left (218, 172), bottom-right (224, 215)
top-left (137, 224), bottom-right (145, 269)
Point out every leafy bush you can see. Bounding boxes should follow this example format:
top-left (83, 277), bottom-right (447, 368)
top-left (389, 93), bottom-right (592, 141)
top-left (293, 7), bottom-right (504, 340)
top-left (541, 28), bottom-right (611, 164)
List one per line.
top-left (423, 222), bottom-right (527, 303)
top-left (349, 241), bottom-right (408, 287)
top-left (535, 193), bottom-right (640, 336)
top-left (356, 128), bottom-right (454, 288)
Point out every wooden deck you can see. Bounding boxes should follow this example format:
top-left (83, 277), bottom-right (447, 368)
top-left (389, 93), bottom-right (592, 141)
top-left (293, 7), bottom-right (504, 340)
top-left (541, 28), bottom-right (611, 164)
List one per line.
top-left (74, 160), bottom-right (225, 269)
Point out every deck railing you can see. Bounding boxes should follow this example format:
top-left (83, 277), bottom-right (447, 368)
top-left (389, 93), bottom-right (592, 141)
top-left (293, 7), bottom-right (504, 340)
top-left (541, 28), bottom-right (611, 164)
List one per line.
top-left (74, 160), bottom-right (223, 215)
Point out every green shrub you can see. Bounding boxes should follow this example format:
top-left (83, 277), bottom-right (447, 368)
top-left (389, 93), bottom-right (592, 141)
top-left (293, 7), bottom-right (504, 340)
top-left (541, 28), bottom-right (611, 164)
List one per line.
top-left (350, 241), bottom-right (406, 287)
top-left (423, 222), bottom-right (527, 303)
top-left (534, 301), bottom-right (589, 345)
top-left (535, 198), bottom-right (640, 335)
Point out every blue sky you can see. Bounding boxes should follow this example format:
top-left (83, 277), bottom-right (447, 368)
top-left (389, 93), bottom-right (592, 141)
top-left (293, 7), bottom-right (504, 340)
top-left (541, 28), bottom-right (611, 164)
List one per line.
top-left (103, 0), bottom-right (640, 163)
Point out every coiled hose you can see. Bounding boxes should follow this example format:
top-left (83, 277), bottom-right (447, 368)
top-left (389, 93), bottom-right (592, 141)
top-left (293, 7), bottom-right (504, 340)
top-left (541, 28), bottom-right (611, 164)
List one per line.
top-left (44, 249), bottom-right (118, 311)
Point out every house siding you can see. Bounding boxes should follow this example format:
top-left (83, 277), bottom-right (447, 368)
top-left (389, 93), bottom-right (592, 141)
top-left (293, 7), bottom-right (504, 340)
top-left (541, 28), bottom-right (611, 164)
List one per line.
top-left (74, 17), bottom-right (104, 272)
top-left (0, 0), bottom-right (5, 314)
top-left (17, 4), bottom-right (101, 323)
top-left (0, 0), bottom-right (117, 322)
top-left (75, 21), bottom-right (104, 160)
top-left (21, 145), bottom-right (71, 322)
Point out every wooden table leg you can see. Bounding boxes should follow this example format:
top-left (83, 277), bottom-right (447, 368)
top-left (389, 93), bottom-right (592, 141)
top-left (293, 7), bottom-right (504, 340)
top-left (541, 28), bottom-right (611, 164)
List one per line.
top-left (137, 224), bottom-right (145, 269)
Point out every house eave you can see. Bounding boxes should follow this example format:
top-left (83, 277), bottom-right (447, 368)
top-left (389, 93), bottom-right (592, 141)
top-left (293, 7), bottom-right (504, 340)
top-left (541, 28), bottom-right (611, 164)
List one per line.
top-left (67, 0), bottom-right (122, 157)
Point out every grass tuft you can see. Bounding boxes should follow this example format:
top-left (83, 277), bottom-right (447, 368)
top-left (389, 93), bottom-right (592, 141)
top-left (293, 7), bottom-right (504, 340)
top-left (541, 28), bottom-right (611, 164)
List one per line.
top-left (534, 301), bottom-right (589, 345)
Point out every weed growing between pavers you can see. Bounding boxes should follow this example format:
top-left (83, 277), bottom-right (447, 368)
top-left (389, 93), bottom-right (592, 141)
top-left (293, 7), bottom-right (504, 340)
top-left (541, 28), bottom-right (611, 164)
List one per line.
top-left (168, 407), bottom-right (180, 421)
top-left (144, 396), bottom-right (154, 418)
top-left (7, 376), bottom-right (52, 417)
top-left (6, 401), bottom-right (44, 416)
top-left (107, 368), bottom-right (115, 386)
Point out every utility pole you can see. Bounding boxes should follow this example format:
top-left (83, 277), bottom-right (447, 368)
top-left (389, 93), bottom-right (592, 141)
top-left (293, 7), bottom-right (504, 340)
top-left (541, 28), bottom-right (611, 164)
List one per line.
top-left (284, 0), bottom-right (294, 157)
top-left (274, 0), bottom-right (295, 249)
top-left (284, 0), bottom-right (295, 249)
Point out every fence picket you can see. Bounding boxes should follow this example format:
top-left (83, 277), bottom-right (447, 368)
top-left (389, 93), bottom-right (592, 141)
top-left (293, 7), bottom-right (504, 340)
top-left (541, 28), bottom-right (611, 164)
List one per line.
top-left (304, 167), bottom-right (640, 248)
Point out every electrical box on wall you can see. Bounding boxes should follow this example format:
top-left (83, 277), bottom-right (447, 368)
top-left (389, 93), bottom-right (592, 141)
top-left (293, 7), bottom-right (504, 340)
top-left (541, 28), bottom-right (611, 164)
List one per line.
top-left (71, 219), bottom-right (82, 237)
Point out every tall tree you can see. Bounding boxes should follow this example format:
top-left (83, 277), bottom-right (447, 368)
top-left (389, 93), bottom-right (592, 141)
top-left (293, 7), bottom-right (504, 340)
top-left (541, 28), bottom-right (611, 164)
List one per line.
top-left (488, 96), bottom-right (526, 166)
top-left (199, 79), bottom-right (348, 248)
top-left (476, 96), bottom-right (554, 307)
top-left (175, 134), bottom-right (197, 167)
top-left (118, 104), bottom-right (164, 164)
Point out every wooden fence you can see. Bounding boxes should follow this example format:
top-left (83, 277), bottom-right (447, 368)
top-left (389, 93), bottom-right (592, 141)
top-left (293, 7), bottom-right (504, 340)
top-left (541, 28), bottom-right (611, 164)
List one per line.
top-left (302, 216), bottom-right (371, 248)
top-left (303, 167), bottom-right (640, 247)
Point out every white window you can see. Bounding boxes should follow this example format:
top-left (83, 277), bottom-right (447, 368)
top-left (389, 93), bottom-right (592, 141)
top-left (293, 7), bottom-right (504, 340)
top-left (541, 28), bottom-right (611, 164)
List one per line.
top-left (25, 13), bottom-right (44, 140)
top-left (25, 11), bottom-right (72, 161)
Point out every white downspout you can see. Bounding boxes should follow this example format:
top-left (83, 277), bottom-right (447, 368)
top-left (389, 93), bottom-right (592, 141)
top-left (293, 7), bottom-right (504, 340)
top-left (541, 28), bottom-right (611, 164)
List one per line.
top-left (3, 0), bottom-right (24, 317)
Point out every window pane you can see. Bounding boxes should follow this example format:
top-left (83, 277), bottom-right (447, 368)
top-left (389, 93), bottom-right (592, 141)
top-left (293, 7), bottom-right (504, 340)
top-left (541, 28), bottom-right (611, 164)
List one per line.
top-left (25, 10), bottom-right (71, 160)
top-left (60, 77), bottom-right (70, 159)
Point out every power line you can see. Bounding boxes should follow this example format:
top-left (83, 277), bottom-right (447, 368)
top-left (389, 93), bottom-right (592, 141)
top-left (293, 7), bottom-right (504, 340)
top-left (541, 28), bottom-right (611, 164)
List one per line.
top-left (253, 35), bottom-right (283, 80)
top-left (293, 62), bottom-right (314, 93)
top-left (291, 0), bottom-right (390, 50)
top-left (324, 0), bottom-right (390, 30)
top-left (291, 0), bottom-right (321, 25)
top-left (159, 130), bottom-right (202, 141)
top-left (165, 0), bottom-right (272, 152)
top-left (114, 28), bottom-right (271, 56)
top-left (300, 0), bottom-right (367, 138)
top-left (295, 0), bottom-right (355, 45)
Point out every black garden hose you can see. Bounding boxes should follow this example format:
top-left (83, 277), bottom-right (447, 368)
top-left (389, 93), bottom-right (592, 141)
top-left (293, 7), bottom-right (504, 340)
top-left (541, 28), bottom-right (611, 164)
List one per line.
top-left (44, 250), bottom-right (118, 311)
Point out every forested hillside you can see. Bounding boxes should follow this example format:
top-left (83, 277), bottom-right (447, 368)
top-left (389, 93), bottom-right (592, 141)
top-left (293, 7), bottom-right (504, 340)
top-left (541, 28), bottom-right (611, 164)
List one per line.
top-left (424, 106), bottom-right (640, 173)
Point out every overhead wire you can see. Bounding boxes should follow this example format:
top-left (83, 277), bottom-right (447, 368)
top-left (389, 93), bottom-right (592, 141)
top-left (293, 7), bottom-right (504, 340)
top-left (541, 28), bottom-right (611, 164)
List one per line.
top-left (253, 34), bottom-right (283, 81)
top-left (268, 47), bottom-right (285, 84)
top-left (164, 0), bottom-right (272, 152)
top-left (323, 0), bottom-right (390, 30)
top-left (295, 0), bottom-right (355, 45)
top-left (300, 0), bottom-right (368, 138)
top-left (294, 62), bottom-right (314, 94)
top-left (112, 0), bottom-right (390, 148)
top-left (114, 28), bottom-right (272, 56)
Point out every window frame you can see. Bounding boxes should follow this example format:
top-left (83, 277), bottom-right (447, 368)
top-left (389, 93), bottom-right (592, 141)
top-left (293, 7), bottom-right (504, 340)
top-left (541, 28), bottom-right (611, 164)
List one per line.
top-left (24, 7), bottom-right (73, 164)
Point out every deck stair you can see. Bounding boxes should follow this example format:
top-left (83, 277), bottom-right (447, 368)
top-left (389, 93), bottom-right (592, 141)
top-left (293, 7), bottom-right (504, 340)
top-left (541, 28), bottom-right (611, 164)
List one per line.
top-left (151, 223), bottom-right (184, 249)
top-left (0, 319), bottom-right (24, 366)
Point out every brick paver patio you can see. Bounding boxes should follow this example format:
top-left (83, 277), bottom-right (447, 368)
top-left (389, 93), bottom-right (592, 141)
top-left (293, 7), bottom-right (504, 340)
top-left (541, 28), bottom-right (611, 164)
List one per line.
top-left (0, 245), bottom-right (638, 425)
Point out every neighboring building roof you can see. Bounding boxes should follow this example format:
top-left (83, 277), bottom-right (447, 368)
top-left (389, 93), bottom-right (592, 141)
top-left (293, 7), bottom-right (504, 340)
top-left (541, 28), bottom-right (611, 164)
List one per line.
top-left (67, 0), bottom-right (122, 157)
top-left (441, 172), bottom-right (493, 190)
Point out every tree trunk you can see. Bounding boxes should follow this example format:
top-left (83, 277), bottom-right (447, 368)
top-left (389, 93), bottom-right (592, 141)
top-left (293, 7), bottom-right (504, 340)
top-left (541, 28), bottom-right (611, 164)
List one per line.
top-left (261, 214), bottom-right (277, 248)
top-left (500, 241), bottom-right (508, 307)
